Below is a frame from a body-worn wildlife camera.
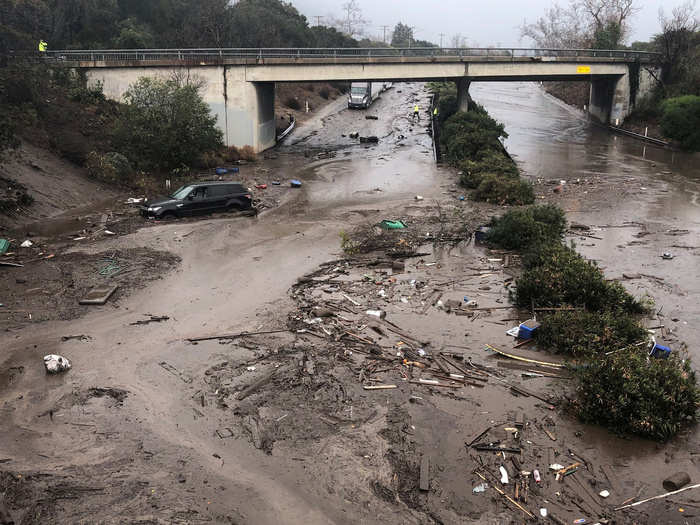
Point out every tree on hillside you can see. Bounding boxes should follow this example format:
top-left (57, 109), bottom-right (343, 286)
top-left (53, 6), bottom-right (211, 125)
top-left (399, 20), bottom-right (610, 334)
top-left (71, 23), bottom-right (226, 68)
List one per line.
top-left (113, 77), bottom-right (222, 172)
top-left (521, 0), bottom-right (639, 49)
top-left (332, 0), bottom-right (368, 38)
top-left (391, 22), bottom-right (413, 47)
top-left (653, 1), bottom-right (699, 91)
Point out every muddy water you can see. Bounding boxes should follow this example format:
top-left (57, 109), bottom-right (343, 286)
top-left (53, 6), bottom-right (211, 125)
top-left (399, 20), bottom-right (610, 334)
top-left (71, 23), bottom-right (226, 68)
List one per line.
top-left (473, 81), bottom-right (700, 352)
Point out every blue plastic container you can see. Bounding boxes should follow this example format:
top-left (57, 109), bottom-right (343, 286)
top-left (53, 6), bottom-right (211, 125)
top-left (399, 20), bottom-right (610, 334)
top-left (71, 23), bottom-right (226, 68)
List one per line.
top-left (475, 226), bottom-right (491, 242)
top-left (231, 167), bottom-right (240, 173)
top-left (215, 167), bottom-right (228, 175)
top-left (290, 179), bottom-right (302, 188)
top-left (518, 319), bottom-right (541, 340)
top-left (649, 343), bottom-right (671, 359)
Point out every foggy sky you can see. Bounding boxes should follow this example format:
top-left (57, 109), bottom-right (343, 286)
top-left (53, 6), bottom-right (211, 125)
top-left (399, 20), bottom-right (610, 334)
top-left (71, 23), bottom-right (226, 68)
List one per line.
top-left (291, 0), bottom-right (691, 47)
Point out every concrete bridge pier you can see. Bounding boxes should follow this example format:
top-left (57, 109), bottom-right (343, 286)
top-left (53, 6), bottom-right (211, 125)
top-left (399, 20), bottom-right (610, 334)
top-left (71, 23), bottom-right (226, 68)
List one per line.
top-left (457, 78), bottom-right (471, 112)
top-left (589, 74), bottom-right (630, 125)
top-left (86, 65), bottom-right (276, 153)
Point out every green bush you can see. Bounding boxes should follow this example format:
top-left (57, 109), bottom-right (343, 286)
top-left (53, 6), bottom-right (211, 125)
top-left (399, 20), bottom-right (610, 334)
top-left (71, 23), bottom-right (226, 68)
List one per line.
top-left (458, 150), bottom-right (519, 189)
top-left (660, 95), bottom-right (700, 151)
top-left (85, 151), bottom-right (133, 184)
top-left (486, 204), bottom-right (566, 250)
top-left (515, 243), bottom-right (643, 313)
top-left (473, 174), bottom-right (534, 206)
top-left (113, 77), bottom-right (223, 172)
top-left (536, 310), bottom-right (648, 358)
top-left (572, 349), bottom-right (699, 440)
top-left (441, 111), bottom-right (508, 165)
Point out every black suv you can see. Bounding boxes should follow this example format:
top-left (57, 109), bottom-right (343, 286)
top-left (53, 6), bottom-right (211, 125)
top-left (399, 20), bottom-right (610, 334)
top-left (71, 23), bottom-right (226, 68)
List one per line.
top-left (141, 181), bottom-right (253, 219)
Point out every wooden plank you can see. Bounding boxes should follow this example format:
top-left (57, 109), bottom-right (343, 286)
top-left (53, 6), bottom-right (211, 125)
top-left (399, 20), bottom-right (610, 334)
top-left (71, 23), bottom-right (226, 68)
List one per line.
top-left (363, 385), bottom-right (397, 390)
top-left (419, 455), bottom-right (430, 491)
top-left (78, 285), bottom-right (118, 305)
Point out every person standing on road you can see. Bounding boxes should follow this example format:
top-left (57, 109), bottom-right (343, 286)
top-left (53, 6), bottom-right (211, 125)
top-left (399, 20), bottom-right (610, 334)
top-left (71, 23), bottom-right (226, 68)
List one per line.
top-left (433, 106), bottom-right (438, 118)
top-left (413, 104), bottom-right (420, 121)
top-left (38, 40), bottom-right (48, 54)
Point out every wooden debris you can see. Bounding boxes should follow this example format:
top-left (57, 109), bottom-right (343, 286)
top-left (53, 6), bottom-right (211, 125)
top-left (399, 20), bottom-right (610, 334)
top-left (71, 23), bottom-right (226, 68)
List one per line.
top-left (363, 384), bottom-right (397, 390)
top-left (187, 328), bottom-right (288, 342)
top-left (236, 368), bottom-right (279, 400)
top-left (420, 455), bottom-right (430, 491)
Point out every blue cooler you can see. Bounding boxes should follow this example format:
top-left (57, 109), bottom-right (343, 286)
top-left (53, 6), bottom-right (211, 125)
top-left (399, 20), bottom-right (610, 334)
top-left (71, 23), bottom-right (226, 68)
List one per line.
top-left (518, 319), bottom-right (541, 340)
top-left (649, 342), bottom-right (671, 359)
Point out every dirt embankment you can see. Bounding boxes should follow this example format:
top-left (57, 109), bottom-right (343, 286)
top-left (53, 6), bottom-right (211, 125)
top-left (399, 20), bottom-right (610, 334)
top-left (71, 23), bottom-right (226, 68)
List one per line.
top-left (543, 81), bottom-right (590, 110)
top-left (275, 81), bottom-right (348, 132)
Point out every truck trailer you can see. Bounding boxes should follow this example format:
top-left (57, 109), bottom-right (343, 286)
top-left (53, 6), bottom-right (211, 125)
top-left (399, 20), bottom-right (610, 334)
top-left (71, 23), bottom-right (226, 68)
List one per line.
top-left (347, 81), bottom-right (385, 109)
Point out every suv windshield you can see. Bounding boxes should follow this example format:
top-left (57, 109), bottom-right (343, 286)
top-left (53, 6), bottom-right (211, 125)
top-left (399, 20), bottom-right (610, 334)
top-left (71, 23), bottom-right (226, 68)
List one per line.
top-left (171, 185), bottom-right (194, 200)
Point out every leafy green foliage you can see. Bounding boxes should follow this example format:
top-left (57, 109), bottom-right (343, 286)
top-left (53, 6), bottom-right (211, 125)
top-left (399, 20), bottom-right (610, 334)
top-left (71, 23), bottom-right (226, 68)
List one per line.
top-left (441, 111), bottom-right (508, 165)
top-left (660, 95), bottom-right (700, 151)
top-left (458, 149), bottom-right (519, 188)
top-left (473, 174), bottom-right (535, 206)
top-left (391, 22), bottom-right (414, 47)
top-left (515, 243), bottom-right (644, 313)
top-left (113, 78), bottom-right (222, 172)
top-left (572, 349), bottom-right (699, 441)
top-left (536, 310), bottom-right (647, 358)
top-left (486, 205), bottom-right (566, 250)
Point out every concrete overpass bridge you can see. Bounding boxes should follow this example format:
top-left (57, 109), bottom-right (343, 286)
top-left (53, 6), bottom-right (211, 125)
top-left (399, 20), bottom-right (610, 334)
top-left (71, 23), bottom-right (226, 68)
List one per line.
top-left (48, 47), bottom-right (660, 152)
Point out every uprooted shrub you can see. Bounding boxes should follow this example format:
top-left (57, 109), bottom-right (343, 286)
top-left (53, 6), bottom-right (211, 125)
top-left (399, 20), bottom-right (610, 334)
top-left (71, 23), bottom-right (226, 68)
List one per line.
top-left (85, 151), bottom-right (133, 185)
top-left (441, 110), bottom-right (508, 165)
top-left (571, 348), bottom-right (699, 440)
top-left (536, 310), bottom-right (648, 358)
top-left (486, 204), bottom-right (566, 250)
top-left (458, 149), bottom-right (519, 189)
top-left (514, 243), bottom-right (644, 313)
top-left (473, 174), bottom-right (534, 206)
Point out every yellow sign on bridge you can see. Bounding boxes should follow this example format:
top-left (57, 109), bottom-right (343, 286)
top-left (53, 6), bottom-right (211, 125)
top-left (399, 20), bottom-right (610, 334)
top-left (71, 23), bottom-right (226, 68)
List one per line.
top-left (577, 66), bottom-right (592, 74)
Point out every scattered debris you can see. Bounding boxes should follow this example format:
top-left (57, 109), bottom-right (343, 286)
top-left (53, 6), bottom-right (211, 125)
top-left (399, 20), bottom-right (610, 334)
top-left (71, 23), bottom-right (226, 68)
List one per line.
top-left (79, 285), bottom-right (118, 305)
top-left (129, 315), bottom-right (170, 326)
top-left (44, 354), bottom-right (71, 374)
top-left (663, 471), bottom-right (691, 491)
top-left (20, 240), bottom-right (33, 248)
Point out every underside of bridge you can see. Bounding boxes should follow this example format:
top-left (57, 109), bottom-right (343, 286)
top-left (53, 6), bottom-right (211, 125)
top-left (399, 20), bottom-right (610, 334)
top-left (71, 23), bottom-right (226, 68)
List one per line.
top-left (82, 60), bottom-right (659, 153)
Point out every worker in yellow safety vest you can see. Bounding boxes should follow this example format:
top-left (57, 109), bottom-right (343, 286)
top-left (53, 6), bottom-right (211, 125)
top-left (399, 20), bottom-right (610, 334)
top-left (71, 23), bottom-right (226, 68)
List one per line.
top-left (413, 104), bottom-right (420, 121)
top-left (433, 107), bottom-right (438, 117)
top-left (38, 40), bottom-right (48, 53)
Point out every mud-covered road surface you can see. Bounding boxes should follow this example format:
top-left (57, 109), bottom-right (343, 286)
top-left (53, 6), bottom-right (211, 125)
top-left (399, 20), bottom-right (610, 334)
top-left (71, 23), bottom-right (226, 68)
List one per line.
top-left (2, 82), bottom-right (699, 524)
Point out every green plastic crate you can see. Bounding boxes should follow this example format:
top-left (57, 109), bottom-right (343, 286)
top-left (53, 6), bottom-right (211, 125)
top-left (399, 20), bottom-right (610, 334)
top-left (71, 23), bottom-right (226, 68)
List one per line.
top-left (0, 239), bottom-right (9, 255)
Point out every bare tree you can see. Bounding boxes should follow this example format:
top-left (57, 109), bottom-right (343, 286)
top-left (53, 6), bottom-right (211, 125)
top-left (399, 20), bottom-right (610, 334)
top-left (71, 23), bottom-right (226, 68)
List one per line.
top-left (654, 0), bottom-right (699, 87)
top-left (520, 3), bottom-right (587, 49)
top-left (449, 33), bottom-right (470, 48)
top-left (578, 0), bottom-right (640, 46)
top-left (333, 1), bottom-right (368, 38)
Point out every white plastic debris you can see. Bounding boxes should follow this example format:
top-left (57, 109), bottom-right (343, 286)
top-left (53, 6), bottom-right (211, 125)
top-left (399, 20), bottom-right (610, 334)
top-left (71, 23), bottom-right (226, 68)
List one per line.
top-left (365, 310), bottom-right (386, 319)
top-left (540, 508), bottom-right (548, 517)
top-left (415, 195), bottom-right (424, 201)
top-left (400, 297), bottom-right (409, 303)
top-left (377, 289), bottom-right (386, 298)
top-left (44, 354), bottom-right (71, 374)
top-left (499, 466), bottom-right (509, 484)
top-left (506, 326), bottom-right (521, 337)
top-left (417, 349), bottom-right (426, 357)
top-left (21, 240), bottom-right (33, 248)
top-left (465, 300), bottom-right (478, 308)
top-left (599, 489), bottom-right (610, 498)
top-left (126, 197), bottom-right (145, 204)
top-left (472, 482), bottom-right (488, 493)
top-left (549, 463), bottom-right (565, 471)
top-left (104, 230), bottom-right (116, 236)
top-left (246, 366), bottom-right (256, 372)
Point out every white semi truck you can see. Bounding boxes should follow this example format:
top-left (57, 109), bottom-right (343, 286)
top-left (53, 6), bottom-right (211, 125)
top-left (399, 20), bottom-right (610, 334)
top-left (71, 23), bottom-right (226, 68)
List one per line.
top-left (347, 81), bottom-right (391, 109)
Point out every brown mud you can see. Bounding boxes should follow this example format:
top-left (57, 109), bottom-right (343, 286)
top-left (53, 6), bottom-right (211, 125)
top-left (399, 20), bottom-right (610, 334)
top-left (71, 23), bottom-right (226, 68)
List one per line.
top-left (1, 81), bottom-right (699, 524)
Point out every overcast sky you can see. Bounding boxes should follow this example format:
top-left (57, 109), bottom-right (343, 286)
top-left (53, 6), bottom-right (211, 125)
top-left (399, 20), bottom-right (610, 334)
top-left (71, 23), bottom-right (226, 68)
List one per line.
top-left (290, 0), bottom-right (691, 47)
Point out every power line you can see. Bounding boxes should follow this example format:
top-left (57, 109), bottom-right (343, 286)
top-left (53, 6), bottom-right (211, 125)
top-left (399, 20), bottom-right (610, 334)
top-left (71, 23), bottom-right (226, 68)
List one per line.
top-left (313, 15), bottom-right (324, 26)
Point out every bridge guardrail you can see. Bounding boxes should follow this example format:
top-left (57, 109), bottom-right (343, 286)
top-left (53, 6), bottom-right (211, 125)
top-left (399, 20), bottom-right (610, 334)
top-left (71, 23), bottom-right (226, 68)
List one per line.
top-left (37, 47), bottom-right (659, 62)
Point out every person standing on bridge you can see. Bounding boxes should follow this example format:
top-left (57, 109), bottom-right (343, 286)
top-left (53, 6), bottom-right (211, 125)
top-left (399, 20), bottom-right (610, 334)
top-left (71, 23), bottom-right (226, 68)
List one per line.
top-left (413, 104), bottom-right (420, 122)
top-left (38, 40), bottom-right (48, 54)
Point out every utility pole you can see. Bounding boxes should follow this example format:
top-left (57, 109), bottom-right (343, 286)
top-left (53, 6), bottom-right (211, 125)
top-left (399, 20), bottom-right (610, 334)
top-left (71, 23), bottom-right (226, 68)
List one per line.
top-left (380, 25), bottom-right (390, 43)
top-left (439, 33), bottom-right (445, 48)
top-left (313, 15), bottom-right (324, 26)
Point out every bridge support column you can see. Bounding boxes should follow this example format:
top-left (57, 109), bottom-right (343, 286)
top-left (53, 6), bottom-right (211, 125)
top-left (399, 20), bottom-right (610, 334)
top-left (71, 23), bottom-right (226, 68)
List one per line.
top-left (457, 78), bottom-right (471, 112)
top-left (589, 73), bottom-right (631, 126)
